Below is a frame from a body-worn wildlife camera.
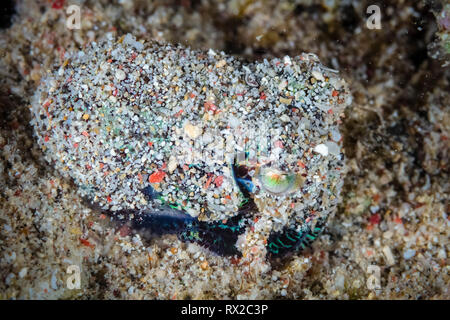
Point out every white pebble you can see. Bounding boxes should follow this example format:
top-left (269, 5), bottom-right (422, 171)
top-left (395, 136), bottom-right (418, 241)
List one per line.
top-left (382, 246), bottom-right (395, 266)
top-left (311, 69), bottom-right (325, 82)
top-left (403, 249), bottom-right (416, 260)
top-left (184, 122), bottom-right (202, 139)
top-left (437, 249), bottom-right (446, 260)
top-left (115, 69), bottom-right (126, 81)
top-left (314, 144), bottom-right (329, 156)
top-left (325, 141), bottom-right (340, 156)
top-left (19, 267), bottom-right (28, 278)
top-left (168, 156), bottom-right (177, 173)
top-left (335, 274), bottom-right (345, 289)
top-left (283, 56), bottom-right (292, 65)
top-left (5, 273), bottom-right (15, 285)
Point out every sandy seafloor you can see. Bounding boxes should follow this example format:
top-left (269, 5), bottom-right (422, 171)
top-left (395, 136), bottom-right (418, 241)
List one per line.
top-left (0, 0), bottom-right (448, 299)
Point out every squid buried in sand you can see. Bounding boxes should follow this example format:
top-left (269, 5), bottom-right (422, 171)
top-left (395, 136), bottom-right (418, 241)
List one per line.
top-left (31, 34), bottom-right (351, 265)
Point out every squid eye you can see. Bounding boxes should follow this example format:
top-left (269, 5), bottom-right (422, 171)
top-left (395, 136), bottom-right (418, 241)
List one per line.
top-left (258, 167), bottom-right (302, 195)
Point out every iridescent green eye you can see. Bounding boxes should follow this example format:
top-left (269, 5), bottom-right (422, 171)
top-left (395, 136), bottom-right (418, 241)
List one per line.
top-left (258, 167), bottom-right (303, 194)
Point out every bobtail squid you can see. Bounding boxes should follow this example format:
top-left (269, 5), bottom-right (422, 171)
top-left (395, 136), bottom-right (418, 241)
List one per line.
top-left (31, 34), bottom-right (351, 266)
